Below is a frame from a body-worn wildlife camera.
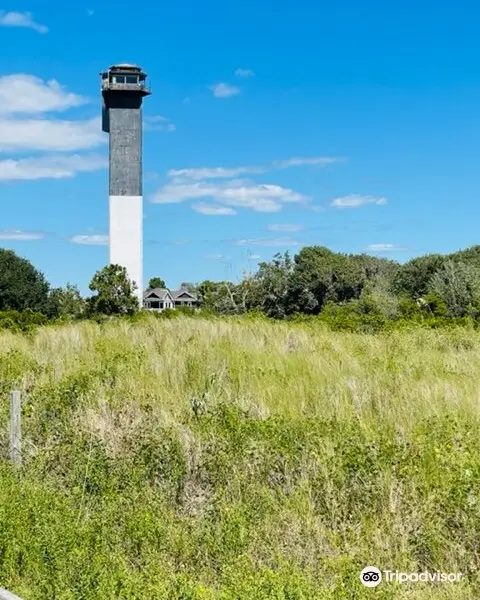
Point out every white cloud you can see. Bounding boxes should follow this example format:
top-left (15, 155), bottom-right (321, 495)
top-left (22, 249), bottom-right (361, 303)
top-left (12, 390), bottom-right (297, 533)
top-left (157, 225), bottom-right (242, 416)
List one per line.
top-left (267, 224), bottom-right (303, 232)
top-left (0, 74), bottom-right (86, 115)
top-left (366, 243), bottom-right (407, 252)
top-left (146, 115), bottom-right (169, 123)
top-left (0, 11), bottom-right (48, 33)
top-left (144, 115), bottom-right (176, 133)
top-left (167, 157), bottom-right (340, 182)
top-left (211, 83), bottom-right (240, 98)
top-left (193, 203), bottom-right (237, 215)
top-left (235, 238), bottom-right (301, 247)
top-left (0, 229), bottom-right (45, 240)
top-left (168, 166), bottom-right (265, 180)
top-left (235, 68), bottom-right (255, 78)
top-left (220, 183), bottom-right (305, 203)
top-left (247, 253), bottom-right (261, 260)
top-left (0, 74), bottom-right (104, 183)
top-left (206, 253), bottom-right (230, 260)
top-left (0, 117), bottom-right (103, 152)
top-left (154, 156), bottom-right (340, 214)
top-left (152, 179), bottom-right (306, 212)
top-left (0, 153), bottom-right (106, 181)
top-left (330, 194), bottom-right (387, 208)
top-left (274, 156), bottom-right (341, 169)
top-left (71, 234), bottom-right (108, 246)
top-left (153, 181), bottom-right (219, 204)
top-left (226, 197), bottom-right (282, 212)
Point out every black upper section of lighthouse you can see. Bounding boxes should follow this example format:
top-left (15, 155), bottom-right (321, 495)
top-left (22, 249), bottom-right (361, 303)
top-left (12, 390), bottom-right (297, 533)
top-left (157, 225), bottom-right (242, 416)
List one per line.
top-left (101, 64), bottom-right (151, 133)
top-left (101, 63), bottom-right (151, 197)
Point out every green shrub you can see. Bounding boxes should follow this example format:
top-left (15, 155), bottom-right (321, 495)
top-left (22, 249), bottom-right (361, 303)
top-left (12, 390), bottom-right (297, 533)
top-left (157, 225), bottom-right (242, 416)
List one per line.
top-left (0, 309), bottom-right (48, 334)
top-left (318, 300), bottom-right (391, 333)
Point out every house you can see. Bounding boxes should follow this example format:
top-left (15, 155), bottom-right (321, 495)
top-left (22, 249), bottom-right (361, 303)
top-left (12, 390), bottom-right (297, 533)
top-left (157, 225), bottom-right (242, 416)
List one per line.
top-left (143, 287), bottom-right (199, 311)
top-left (143, 288), bottom-right (174, 311)
top-left (170, 288), bottom-right (199, 308)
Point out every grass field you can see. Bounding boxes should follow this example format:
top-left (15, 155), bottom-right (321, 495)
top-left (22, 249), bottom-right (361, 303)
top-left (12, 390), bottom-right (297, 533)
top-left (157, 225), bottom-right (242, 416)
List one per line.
top-left (1, 315), bottom-right (480, 599)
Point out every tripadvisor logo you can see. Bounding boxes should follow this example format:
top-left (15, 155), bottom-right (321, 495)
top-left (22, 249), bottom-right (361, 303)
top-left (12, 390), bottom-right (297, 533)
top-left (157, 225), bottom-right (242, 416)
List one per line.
top-left (360, 567), bottom-right (382, 587)
top-left (360, 567), bottom-right (462, 587)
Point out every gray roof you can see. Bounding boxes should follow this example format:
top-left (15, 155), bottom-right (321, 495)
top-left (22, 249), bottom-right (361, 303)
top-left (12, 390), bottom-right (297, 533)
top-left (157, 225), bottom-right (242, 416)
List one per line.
top-left (143, 287), bottom-right (198, 301)
top-left (171, 289), bottom-right (198, 300)
top-left (143, 288), bottom-right (172, 300)
top-left (111, 62), bottom-right (140, 69)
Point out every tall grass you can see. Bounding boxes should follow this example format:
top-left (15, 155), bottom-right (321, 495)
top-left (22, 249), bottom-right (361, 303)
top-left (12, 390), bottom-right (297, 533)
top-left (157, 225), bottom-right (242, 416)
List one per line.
top-left (0, 316), bottom-right (479, 599)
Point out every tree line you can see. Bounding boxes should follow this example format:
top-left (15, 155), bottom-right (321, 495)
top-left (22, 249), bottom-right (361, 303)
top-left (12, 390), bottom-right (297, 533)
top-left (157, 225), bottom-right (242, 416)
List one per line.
top-left (2, 244), bottom-right (480, 330)
top-left (194, 245), bottom-right (480, 322)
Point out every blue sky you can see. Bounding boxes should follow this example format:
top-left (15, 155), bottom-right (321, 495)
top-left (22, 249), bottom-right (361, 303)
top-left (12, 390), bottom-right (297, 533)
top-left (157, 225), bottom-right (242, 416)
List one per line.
top-left (1, 0), bottom-right (480, 294)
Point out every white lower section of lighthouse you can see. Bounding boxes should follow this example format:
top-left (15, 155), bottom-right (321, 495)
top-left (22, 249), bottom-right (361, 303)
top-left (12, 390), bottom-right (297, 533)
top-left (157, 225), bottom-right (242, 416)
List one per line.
top-left (109, 195), bottom-right (143, 305)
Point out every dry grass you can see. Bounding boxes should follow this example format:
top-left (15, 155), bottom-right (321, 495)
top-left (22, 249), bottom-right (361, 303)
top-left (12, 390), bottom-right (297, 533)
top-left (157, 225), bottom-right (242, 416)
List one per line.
top-left (0, 316), bottom-right (479, 598)
top-left (2, 316), bottom-right (479, 426)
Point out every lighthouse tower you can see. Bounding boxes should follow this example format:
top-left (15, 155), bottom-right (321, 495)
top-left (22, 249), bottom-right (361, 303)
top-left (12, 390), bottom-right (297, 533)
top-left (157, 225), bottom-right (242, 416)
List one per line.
top-left (100, 63), bottom-right (151, 305)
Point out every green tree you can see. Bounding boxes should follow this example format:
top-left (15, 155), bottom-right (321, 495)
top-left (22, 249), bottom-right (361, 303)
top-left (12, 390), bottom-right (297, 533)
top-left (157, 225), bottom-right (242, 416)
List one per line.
top-left (87, 264), bottom-right (139, 316)
top-left (289, 247), bottom-right (367, 314)
top-left (0, 248), bottom-right (50, 313)
top-left (418, 292), bottom-right (449, 317)
top-left (351, 253), bottom-right (400, 287)
top-left (427, 260), bottom-right (480, 317)
top-left (148, 277), bottom-right (166, 289)
top-left (355, 258), bottom-right (401, 320)
top-left (358, 286), bottom-right (400, 320)
top-left (47, 283), bottom-right (86, 319)
top-left (195, 280), bottom-right (216, 309)
top-left (252, 252), bottom-right (295, 318)
top-left (242, 247), bottom-right (398, 319)
top-left (449, 244), bottom-right (480, 267)
top-left (195, 279), bottom-right (252, 314)
top-left (393, 254), bottom-right (446, 299)
top-left (195, 280), bottom-right (227, 311)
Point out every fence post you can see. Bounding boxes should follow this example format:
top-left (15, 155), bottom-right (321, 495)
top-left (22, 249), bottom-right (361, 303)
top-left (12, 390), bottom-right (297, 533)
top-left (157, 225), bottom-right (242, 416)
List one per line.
top-left (9, 390), bottom-right (21, 466)
top-left (0, 587), bottom-right (25, 600)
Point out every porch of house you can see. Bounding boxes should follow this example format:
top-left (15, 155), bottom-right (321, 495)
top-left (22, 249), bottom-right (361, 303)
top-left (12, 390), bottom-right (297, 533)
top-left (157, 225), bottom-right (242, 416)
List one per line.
top-left (143, 299), bottom-right (198, 311)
